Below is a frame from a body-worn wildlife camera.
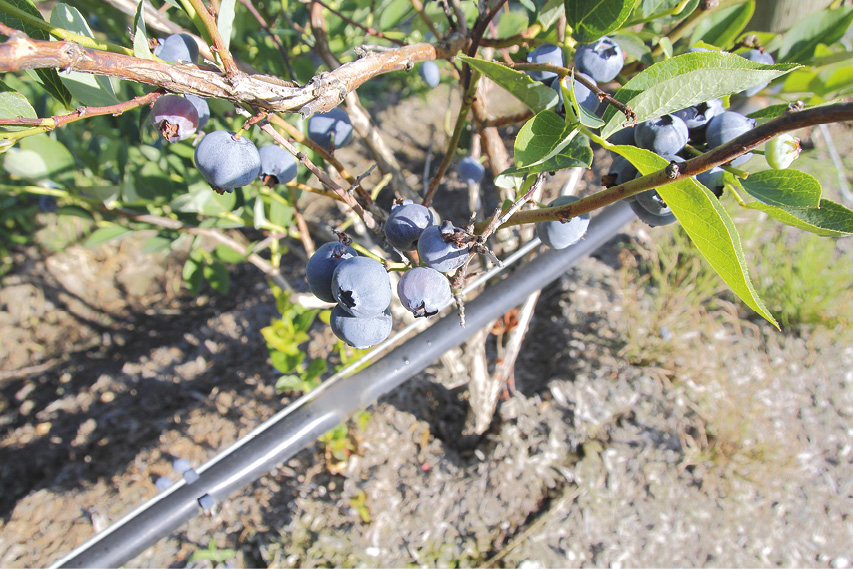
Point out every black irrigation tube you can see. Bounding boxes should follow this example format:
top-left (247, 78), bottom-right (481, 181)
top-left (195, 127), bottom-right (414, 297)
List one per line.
top-left (51, 201), bottom-right (636, 569)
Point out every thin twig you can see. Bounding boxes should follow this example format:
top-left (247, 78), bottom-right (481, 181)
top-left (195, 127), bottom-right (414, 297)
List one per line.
top-left (288, 187), bottom-right (316, 257)
top-left (238, 0), bottom-right (295, 79)
top-left (185, 0), bottom-right (240, 76)
top-left (310, 0), bottom-right (407, 46)
top-left (480, 110), bottom-right (534, 128)
top-left (409, 0), bottom-right (441, 39)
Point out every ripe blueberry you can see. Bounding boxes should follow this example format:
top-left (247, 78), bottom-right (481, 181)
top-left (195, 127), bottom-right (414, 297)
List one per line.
top-left (150, 95), bottom-right (199, 142)
top-left (417, 221), bottom-right (468, 273)
top-left (630, 155), bottom-right (682, 226)
top-left (739, 49), bottom-right (775, 97)
top-left (194, 130), bottom-right (262, 193)
top-left (705, 111), bottom-right (756, 166)
top-left (696, 166), bottom-right (725, 197)
top-left (457, 156), bottom-right (485, 184)
top-left (184, 95), bottom-right (210, 130)
top-left (419, 61), bottom-right (440, 88)
top-left (575, 36), bottom-right (623, 83)
top-left (608, 154), bottom-right (638, 188)
top-left (526, 44), bottom-right (564, 82)
top-left (329, 306), bottom-right (392, 349)
top-left (634, 114), bottom-right (689, 156)
top-left (397, 266), bottom-right (452, 318)
top-left (332, 257), bottom-right (392, 317)
top-left (672, 98), bottom-right (723, 141)
top-left (535, 195), bottom-right (590, 249)
top-left (154, 33), bottom-right (199, 63)
top-left (307, 108), bottom-right (354, 150)
top-left (550, 72), bottom-right (598, 114)
top-left (607, 125), bottom-right (636, 146)
top-left (258, 144), bottom-right (298, 186)
top-left (305, 242), bottom-right (357, 303)
top-left (384, 200), bottom-right (436, 251)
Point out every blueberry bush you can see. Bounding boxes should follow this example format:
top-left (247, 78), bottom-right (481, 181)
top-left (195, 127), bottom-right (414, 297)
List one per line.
top-left (1, 0), bottom-right (852, 364)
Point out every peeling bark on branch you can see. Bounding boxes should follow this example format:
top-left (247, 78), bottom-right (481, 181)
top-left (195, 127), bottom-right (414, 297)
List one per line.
top-left (0, 34), bottom-right (457, 115)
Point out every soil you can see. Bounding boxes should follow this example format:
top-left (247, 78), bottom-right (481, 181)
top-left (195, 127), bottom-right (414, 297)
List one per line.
top-left (1, 86), bottom-right (852, 568)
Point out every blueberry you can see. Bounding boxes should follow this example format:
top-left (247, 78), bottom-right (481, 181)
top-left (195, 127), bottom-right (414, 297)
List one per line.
top-left (38, 195), bottom-right (58, 212)
top-left (705, 111), bottom-right (756, 166)
top-left (307, 108), bottom-right (354, 150)
top-left (695, 166), bottom-right (725, 198)
top-left (550, 72), bottom-right (598, 114)
top-left (384, 200), bottom-right (436, 251)
top-left (150, 95), bottom-right (199, 142)
top-left (457, 156), bottom-right (485, 184)
top-left (154, 33), bottom-right (199, 63)
top-left (607, 125), bottom-right (636, 145)
top-left (332, 256), bottom-right (392, 317)
top-left (258, 144), bottom-right (298, 186)
top-left (607, 154), bottom-right (638, 187)
top-left (574, 36), bottom-right (623, 83)
top-left (630, 155), bottom-right (682, 226)
top-left (417, 222), bottom-right (468, 273)
top-left (419, 61), bottom-right (440, 88)
top-left (329, 305), bottom-right (392, 349)
top-left (526, 44), bottom-right (564, 82)
top-left (305, 242), bottom-right (357, 302)
top-left (155, 477), bottom-right (173, 492)
top-left (739, 49), bottom-right (775, 97)
top-left (535, 195), bottom-right (590, 249)
top-left (634, 114), bottom-right (689, 156)
top-left (672, 98), bottom-right (723, 130)
top-left (172, 458), bottom-right (191, 473)
top-left (185, 95), bottom-right (210, 130)
top-left (397, 266), bottom-right (452, 318)
top-left (194, 130), bottom-right (262, 192)
top-left (765, 133), bottom-right (801, 170)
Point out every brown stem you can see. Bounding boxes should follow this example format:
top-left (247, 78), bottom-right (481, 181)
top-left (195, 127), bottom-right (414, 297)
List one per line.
top-left (312, 0), bottom-right (407, 46)
top-left (481, 109), bottom-right (534, 128)
top-left (423, 70), bottom-right (481, 207)
top-left (479, 24), bottom-right (542, 48)
top-left (237, 0), bottom-right (295, 79)
top-left (410, 0), bottom-right (441, 39)
top-left (0, 34), bottom-right (456, 115)
top-left (0, 90), bottom-right (162, 129)
top-left (186, 0), bottom-right (240, 76)
top-left (474, 102), bottom-right (853, 233)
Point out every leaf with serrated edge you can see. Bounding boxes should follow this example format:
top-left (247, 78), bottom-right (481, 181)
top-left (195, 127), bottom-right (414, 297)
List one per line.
top-left (747, 199), bottom-right (853, 237)
top-left (566, 0), bottom-right (639, 44)
top-left (611, 144), bottom-right (779, 328)
top-left (600, 51), bottom-right (799, 139)
top-left (740, 169), bottom-right (821, 209)
top-left (50, 4), bottom-right (120, 105)
top-left (514, 111), bottom-right (579, 168)
top-left (458, 55), bottom-right (558, 113)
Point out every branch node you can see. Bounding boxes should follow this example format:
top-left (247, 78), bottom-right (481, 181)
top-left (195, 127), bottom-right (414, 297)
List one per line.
top-left (665, 160), bottom-right (680, 179)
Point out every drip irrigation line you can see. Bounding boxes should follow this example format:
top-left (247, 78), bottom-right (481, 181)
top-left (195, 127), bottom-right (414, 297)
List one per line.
top-left (52, 201), bottom-right (636, 569)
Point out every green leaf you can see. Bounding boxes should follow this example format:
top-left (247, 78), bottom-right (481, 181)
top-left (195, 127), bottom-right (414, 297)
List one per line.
top-left (269, 198), bottom-right (293, 228)
top-left (776, 6), bottom-right (853, 64)
top-left (275, 374), bottom-right (304, 392)
top-left (170, 188), bottom-right (237, 215)
top-left (502, 134), bottom-right (592, 177)
top-left (457, 55), bottom-right (558, 113)
top-left (514, 110), bottom-right (579, 168)
top-left (561, 74), bottom-right (604, 128)
top-left (49, 4), bottom-right (120, 105)
top-left (537, 0), bottom-right (566, 30)
top-left (496, 8), bottom-right (528, 38)
top-left (0, 81), bottom-right (37, 132)
top-left (747, 199), bottom-right (853, 237)
top-left (565, 0), bottom-right (639, 43)
top-left (214, 244), bottom-right (244, 263)
top-left (217, 0), bottom-right (236, 52)
top-left (3, 134), bottom-right (75, 183)
top-left (85, 225), bottom-right (133, 246)
top-left (203, 260), bottom-right (230, 294)
top-left (611, 143), bottom-right (778, 328)
top-left (634, 0), bottom-right (694, 21)
top-left (142, 235), bottom-right (174, 253)
top-left (739, 169), bottom-right (821, 209)
top-left (600, 51), bottom-right (799, 139)
top-left (378, 0), bottom-right (413, 31)
top-left (132, 1), bottom-right (153, 60)
top-left (0, 0), bottom-right (73, 109)
top-left (690, 1), bottom-right (754, 50)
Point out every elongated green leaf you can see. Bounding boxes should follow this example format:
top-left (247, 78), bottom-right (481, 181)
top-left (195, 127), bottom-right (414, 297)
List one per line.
top-left (217, 0), bottom-right (236, 51)
top-left (458, 55), bottom-right (558, 113)
top-left (3, 134), bottom-right (74, 182)
top-left (85, 225), bottom-right (133, 246)
top-left (634, 0), bottom-right (694, 21)
top-left (132, 1), bottom-right (153, 60)
top-left (514, 110), bottom-right (579, 168)
top-left (566, 0), bottom-right (639, 43)
top-left (171, 188), bottom-right (237, 215)
top-left (50, 4), bottom-right (120, 106)
top-left (611, 144), bottom-right (778, 328)
top-left (776, 6), bottom-right (853, 64)
top-left (600, 51), bottom-right (799, 139)
top-left (537, 0), bottom-right (566, 30)
top-left (0, 80), bottom-right (38, 132)
top-left (203, 260), bottom-right (230, 294)
top-left (690, 1), bottom-right (753, 50)
top-left (740, 169), bottom-right (821, 208)
top-left (747, 199), bottom-right (853, 237)
top-left (0, 0), bottom-right (73, 108)
top-left (501, 134), bottom-right (592, 179)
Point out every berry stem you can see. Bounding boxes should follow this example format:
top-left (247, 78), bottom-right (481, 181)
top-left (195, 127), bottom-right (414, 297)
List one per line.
top-left (184, 0), bottom-right (241, 77)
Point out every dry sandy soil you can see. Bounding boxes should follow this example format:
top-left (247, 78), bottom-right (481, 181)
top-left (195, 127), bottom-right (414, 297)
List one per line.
top-left (1, 86), bottom-right (852, 568)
